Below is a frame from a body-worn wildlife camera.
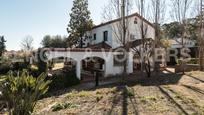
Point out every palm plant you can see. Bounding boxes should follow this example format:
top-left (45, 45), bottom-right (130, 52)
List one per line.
top-left (0, 70), bottom-right (51, 115)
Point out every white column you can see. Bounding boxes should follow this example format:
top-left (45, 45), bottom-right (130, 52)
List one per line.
top-left (76, 60), bottom-right (81, 80)
top-left (104, 55), bottom-right (115, 77)
top-left (128, 52), bottom-right (134, 74)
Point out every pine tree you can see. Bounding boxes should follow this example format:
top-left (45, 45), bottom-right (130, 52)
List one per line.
top-left (0, 36), bottom-right (6, 56)
top-left (67, 0), bottom-right (93, 48)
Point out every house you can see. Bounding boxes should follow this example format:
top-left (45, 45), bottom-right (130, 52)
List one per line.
top-left (169, 38), bottom-right (196, 49)
top-left (167, 38), bottom-right (197, 65)
top-left (45, 12), bottom-right (155, 80)
top-left (83, 13), bottom-right (155, 49)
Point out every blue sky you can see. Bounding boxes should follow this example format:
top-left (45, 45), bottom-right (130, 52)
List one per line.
top-left (0, 0), bottom-right (108, 50)
top-left (0, 0), bottom-right (196, 51)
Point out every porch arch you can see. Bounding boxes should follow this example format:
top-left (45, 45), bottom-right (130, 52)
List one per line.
top-left (47, 56), bottom-right (80, 79)
top-left (81, 56), bottom-right (106, 81)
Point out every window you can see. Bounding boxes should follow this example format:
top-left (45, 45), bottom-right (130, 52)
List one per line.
top-left (94, 33), bottom-right (96, 40)
top-left (85, 35), bottom-right (88, 39)
top-left (113, 54), bottom-right (125, 66)
top-left (134, 18), bottom-right (138, 24)
top-left (130, 34), bottom-right (136, 40)
top-left (103, 31), bottom-right (108, 41)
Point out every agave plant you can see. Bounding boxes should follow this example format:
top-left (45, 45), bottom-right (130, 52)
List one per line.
top-left (0, 70), bottom-right (51, 115)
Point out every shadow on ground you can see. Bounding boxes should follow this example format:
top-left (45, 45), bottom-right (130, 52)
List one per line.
top-left (43, 70), bottom-right (186, 114)
top-left (107, 86), bottom-right (139, 115)
top-left (45, 70), bottom-right (183, 97)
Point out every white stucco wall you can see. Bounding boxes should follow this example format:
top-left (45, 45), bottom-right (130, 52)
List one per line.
top-left (84, 14), bottom-right (155, 49)
top-left (111, 16), bottom-right (155, 48)
top-left (90, 24), bottom-right (113, 46)
top-left (46, 51), bottom-right (133, 79)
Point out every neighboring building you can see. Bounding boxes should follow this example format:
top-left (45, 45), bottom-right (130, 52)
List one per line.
top-left (167, 38), bottom-right (197, 65)
top-left (169, 38), bottom-right (196, 49)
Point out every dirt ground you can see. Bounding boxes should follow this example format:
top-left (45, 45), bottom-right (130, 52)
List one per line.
top-left (34, 70), bottom-right (204, 115)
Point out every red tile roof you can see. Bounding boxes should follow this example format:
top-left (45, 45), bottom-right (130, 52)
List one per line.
top-left (85, 42), bottom-right (112, 49)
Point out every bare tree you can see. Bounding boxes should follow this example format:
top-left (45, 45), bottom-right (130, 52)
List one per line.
top-left (102, 0), bottom-right (132, 79)
top-left (150, 0), bottom-right (166, 71)
top-left (21, 36), bottom-right (34, 52)
top-left (191, 0), bottom-right (204, 71)
top-left (198, 0), bottom-right (204, 71)
top-left (102, 0), bottom-right (132, 46)
top-left (132, 0), bottom-right (155, 77)
top-left (170, 0), bottom-right (193, 73)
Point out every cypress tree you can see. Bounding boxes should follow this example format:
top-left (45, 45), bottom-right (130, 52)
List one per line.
top-left (67, 0), bottom-right (93, 47)
top-left (0, 36), bottom-right (6, 57)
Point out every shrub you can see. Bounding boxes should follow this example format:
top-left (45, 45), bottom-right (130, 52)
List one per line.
top-left (125, 86), bottom-right (134, 97)
top-left (0, 63), bottom-right (11, 74)
top-left (36, 49), bottom-right (48, 74)
top-left (187, 58), bottom-right (198, 64)
top-left (48, 71), bottom-right (80, 91)
top-left (0, 70), bottom-right (51, 115)
top-left (0, 56), bottom-right (11, 62)
top-left (0, 57), bottom-right (11, 74)
top-left (177, 58), bottom-right (198, 65)
top-left (11, 61), bottom-right (30, 71)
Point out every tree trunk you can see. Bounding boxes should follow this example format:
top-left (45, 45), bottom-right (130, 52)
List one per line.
top-left (121, 0), bottom-right (127, 82)
top-left (199, 47), bottom-right (204, 71)
top-left (145, 58), bottom-right (151, 78)
top-left (199, 0), bottom-right (204, 71)
top-left (80, 37), bottom-right (83, 48)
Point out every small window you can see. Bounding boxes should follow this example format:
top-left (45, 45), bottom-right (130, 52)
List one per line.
top-left (134, 18), bottom-right (138, 24)
top-left (94, 34), bottom-right (96, 40)
top-left (113, 54), bottom-right (125, 66)
top-left (103, 31), bottom-right (108, 41)
top-left (85, 35), bottom-right (88, 39)
top-left (130, 34), bottom-right (136, 40)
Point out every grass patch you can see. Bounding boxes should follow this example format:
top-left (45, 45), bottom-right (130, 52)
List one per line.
top-left (125, 86), bottom-right (135, 97)
top-left (95, 87), bottom-right (118, 95)
top-left (140, 96), bottom-right (157, 103)
top-left (51, 102), bottom-right (78, 112)
top-left (110, 87), bottom-right (118, 94)
top-left (95, 90), bottom-right (104, 102)
top-left (96, 95), bottom-right (103, 102)
top-left (67, 91), bottom-right (92, 98)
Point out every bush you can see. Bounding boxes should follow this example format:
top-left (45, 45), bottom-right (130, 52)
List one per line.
top-left (125, 86), bottom-right (134, 97)
top-left (29, 65), bottom-right (39, 77)
top-left (0, 63), bottom-right (11, 74)
top-left (0, 70), bottom-right (51, 115)
top-left (48, 71), bottom-right (80, 91)
top-left (0, 57), bottom-right (11, 74)
top-left (0, 56), bottom-right (11, 62)
top-left (177, 58), bottom-right (198, 65)
top-left (187, 58), bottom-right (198, 64)
top-left (36, 49), bottom-right (48, 74)
top-left (12, 61), bottom-right (30, 71)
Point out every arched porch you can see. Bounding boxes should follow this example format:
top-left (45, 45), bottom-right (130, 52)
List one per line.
top-left (81, 57), bottom-right (106, 81)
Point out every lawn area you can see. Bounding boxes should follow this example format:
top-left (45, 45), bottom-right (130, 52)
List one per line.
top-left (34, 71), bottom-right (204, 115)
